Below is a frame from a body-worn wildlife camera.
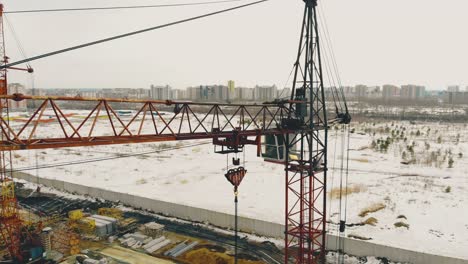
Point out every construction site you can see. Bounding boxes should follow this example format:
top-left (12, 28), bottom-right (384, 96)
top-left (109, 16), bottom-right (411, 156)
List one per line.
top-left (1, 0), bottom-right (467, 264)
top-left (1, 180), bottom-right (283, 264)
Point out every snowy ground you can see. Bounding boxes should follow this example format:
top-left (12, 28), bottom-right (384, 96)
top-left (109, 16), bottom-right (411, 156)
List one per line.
top-left (7, 111), bottom-right (468, 260)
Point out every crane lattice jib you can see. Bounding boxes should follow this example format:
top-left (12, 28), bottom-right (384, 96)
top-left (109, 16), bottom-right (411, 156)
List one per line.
top-left (0, 94), bottom-right (345, 151)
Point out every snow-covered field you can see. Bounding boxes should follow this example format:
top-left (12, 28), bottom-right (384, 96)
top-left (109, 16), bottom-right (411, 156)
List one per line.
top-left (7, 110), bottom-right (468, 260)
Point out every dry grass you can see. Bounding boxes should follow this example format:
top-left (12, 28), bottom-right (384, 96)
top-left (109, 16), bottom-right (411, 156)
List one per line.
top-left (348, 233), bottom-right (372, 241)
top-left (184, 248), bottom-right (264, 264)
top-left (394, 221), bottom-right (410, 229)
top-left (192, 147), bottom-right (201, 153)
top-left (358, 203), bottom-right (386, 217)
top-left (330, 185), bottom-right (366, 199)
top-left (135, 178), bottom-right (147, 185)
top-left (363, 217), bottom-right (378, 226)
top-left (351, 158), bottom-right (370, 163)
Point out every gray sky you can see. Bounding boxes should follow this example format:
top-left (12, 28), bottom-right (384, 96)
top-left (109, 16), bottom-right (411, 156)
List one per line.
top-left (4, 0), bottom-right (468, 90)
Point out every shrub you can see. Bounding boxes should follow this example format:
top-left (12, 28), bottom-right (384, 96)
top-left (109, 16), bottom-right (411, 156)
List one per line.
top-left (363, 217), bottom-right (378, 226)
top-left (394, 222), bottom-right (410, 229)
top-left (444, 186), bottom-right (451, 193)
top-left (425, 142), bottom-right (430, 150)
top-left (437, 136), bottom-right (442, 144)
top-left (397, 215), bottom-right (407, 220)
top-left (359, 203), bottom-right (386, 217)
top-left (448, 157), bottom-right (454, 168)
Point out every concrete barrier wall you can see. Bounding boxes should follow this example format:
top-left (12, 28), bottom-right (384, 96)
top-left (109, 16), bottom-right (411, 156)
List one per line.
top-left (14, 172), bottom-right (468, 264)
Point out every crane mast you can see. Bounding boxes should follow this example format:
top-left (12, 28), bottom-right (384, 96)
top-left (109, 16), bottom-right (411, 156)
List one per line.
top-left (284, 0), bottom-right (329, 262)
top-left (0, 4), bottom-right (22, 262)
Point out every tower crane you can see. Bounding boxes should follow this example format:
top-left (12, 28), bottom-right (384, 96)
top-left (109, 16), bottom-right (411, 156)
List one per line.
top-left (0, 3), bottom-right (33, 263)
top-left (0, 0), bottom-right (350, 263)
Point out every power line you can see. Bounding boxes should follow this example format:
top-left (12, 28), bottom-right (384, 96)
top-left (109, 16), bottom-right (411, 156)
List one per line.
top-left (12, 141), bottom-right (211, 172)
top-left (5, 0), bottom-right (243, 14)
top-left (0, 0), bottom-right (270, 70)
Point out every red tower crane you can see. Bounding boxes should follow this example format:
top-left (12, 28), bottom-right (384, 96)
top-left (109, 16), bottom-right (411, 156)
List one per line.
top-left (0, 4), bottom-right (23, 262)
top-left (0, 0), bottom-right (350, 263)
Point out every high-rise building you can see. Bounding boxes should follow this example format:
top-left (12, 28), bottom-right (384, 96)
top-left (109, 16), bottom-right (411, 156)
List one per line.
top-left (211, 85), bottom-right (229, 101)
top-left (277, 88), bottom-right (291, 99)
top-left (382, 85), bottom-right (400, 99)
top-left (447, 85), bottom-right (460, 92)
top-left (151, 85), bottom-right (171, 100)
top-left (254, 85), bottom-right (277, 101)
top-left (186, 85), bottom-right (228, 101)
top-left (8, 83), bottom-right (27, 109)
top-left (228, 80), bottom-right (235, 101)
top-left (342, 86), bottom-right (354, 98)
top-left (234, 87), bottom-right (254, 101)
top-left (354, 85), bottom-right (369, 98)
top-left (171, 89), bottom-right (186, 100)
top-left (368, 86), bottom-right (381, 98)
top-left (401, 85), bottom-right (425, 99)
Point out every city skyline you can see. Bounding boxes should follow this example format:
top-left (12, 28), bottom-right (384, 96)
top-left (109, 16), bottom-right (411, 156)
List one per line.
top-left (4, 0), bottom-right (468, 90)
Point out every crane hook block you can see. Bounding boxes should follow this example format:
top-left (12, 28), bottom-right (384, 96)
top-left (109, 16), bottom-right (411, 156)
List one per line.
top-left (225, 167), bottom-right (247, 188)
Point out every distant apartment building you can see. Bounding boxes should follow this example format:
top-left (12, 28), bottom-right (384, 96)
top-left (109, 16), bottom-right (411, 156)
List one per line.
top-left (342, 86), bottom-right (354, 98)
top-left (447, 85), bottom-right (460, 93)
top-left (382, 85), bottom-right (400, 99)
top-left (170, 89), bottom-right (186, 100)
top-left (254, 85), bottom-right (277, 101)
top-left (368, 86), bottom-right (381, 98)
top-left (78, 89), bottom-right (97, 98)
top-left (150, 85), bottom-right (171, 100)
top-left (354, 85), bottom-right (369, 98)
top-left (446, 91), bottom-right (468, 104)
top-left (186, 86), bottom-right (200, 101)
top-left (400, 85), bottom-right (425, 99)
top-left (227, 81), bottom-right (235, 101)
top-left (234, 87), bottom-right (254, 101)
top-left (88, 88), bottom-right (149, 99)
top-left (186, 85), bottom-right (228, 102)
top-left (210, 85), bottom-right (229, 101)
top-left (277, 88), bottom-right (291, 99)
top-left (8, 83), bottom-right (27, 109)
top-left (324, 87), bottom-right (338, 100)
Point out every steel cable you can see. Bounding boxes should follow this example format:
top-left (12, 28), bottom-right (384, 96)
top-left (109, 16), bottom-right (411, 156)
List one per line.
top-left (0, 0), bottom-right (270, 70)
top-left (4, 0), bottom-right (244, 14)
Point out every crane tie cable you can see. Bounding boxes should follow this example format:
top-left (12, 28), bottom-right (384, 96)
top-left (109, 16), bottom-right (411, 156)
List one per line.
top-left (4, 0), bottom-right (243, 14)
top-left (0, 0), bottom-right (270, 70)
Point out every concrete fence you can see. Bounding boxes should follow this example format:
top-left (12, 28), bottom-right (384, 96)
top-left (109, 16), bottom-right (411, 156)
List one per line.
top-left (13, 172), bottom-right (468, 264)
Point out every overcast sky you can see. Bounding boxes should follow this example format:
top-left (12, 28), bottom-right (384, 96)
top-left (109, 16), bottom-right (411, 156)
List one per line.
top-left (4, 0), bottom-right (468, 90)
